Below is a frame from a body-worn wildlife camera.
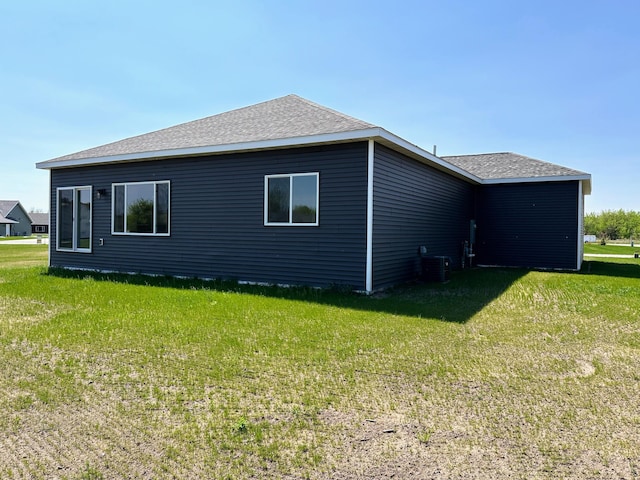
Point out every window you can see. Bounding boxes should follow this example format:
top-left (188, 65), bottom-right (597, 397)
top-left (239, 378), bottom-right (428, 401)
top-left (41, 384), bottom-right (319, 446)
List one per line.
top-left (265, 173), bottom-right (318, 226)
top-left (112, 181), bottom-right (170, 235)
top-left (57, 186), bottom-right (92, 252)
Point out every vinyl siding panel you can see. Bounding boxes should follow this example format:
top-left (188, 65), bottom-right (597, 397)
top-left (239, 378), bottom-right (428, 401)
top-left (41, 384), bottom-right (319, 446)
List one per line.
top-left (49, 143), bottom-right (368, 289)
top-left (372, 144), bottom-right (475, 289)
top-left (475, 182), bottom-right (579, 269)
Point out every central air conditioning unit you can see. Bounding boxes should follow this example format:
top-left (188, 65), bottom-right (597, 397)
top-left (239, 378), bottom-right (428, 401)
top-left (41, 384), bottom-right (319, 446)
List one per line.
top-left (420, 255), bottom-right (451, 283)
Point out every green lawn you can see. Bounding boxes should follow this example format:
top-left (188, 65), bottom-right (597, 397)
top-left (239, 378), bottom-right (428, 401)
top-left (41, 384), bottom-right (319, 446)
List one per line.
top-left (0, 245), bottom-right (639, 479)
top-left (584, 243), bottom-right (640, 255)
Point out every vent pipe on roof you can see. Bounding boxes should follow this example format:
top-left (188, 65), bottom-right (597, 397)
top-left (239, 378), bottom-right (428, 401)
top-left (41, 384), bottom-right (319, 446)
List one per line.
top-left (433, 145), bottom-right (437, 156)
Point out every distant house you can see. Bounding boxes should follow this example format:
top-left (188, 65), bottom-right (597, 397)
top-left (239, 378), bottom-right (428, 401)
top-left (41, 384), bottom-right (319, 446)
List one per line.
top-left (0, 200), bottom-right (31, 237)
top-left (36, 95), bottom-right (592, 292)
top-left (29, 212), bottom-right (49, 234)
top-left (0, 214), bottom-right (18, 237)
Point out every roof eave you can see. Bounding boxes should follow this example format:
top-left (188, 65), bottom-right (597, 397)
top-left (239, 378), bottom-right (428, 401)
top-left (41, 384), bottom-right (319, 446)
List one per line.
top-left (35, 128), bottom-right (383, 170)
top-left (34, 127), bottom-right (484, 184)
top-left (482, 174), bottom-right (592, 194)
top-left (35, 130), bottom-right (590, 193)
top-left (374, 130), bottom-right (483, 184)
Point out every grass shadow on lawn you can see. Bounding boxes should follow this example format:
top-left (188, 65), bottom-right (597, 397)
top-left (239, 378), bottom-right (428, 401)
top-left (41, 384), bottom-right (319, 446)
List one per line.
top-left (581, 259), bottom-right (640, 279)
top-left (44, 266), bottom-right (528, 323)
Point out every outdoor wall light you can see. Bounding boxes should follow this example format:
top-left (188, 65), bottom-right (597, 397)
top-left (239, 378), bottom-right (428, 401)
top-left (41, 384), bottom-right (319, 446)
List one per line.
top-left (96, 188), bottom-right (108, 199)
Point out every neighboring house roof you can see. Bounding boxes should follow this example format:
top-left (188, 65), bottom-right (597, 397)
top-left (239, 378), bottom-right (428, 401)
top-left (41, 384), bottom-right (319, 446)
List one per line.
top-left (0, 200), bottom-right (20, 218)
top-left (0, 200), bottom-right (39, 226)
top-left (443, 152), bottom-right (592, 194)
top-left (35, 94), bottom-right (591, 193)
top-left (29, 212), bottom-right (49, 225)
top-left (0, 214), bottom-right (18, 225)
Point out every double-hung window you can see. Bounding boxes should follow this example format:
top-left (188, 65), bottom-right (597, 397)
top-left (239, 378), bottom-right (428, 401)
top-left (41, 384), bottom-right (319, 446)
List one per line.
top-left (57, 186), bottom-right (92, 252)
top-left (112, 181), bottom-right (170, 235)
top-left (265, 173), bottom-right (319, 226)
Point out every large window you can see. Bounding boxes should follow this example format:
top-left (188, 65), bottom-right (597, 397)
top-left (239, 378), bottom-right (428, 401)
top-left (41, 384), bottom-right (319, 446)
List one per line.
top-left (57, 186), bottom-right (92, 252)
top-left (264, 173), bottom-right (318, 226)
top-left (112, 181), bottom-right (170, 235)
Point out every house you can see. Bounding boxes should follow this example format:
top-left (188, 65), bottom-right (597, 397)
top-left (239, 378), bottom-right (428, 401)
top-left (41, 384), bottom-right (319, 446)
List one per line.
top-left (0, 214), bottom-right (18, 237)
top-left (29, 212), bottom-right (50, 234)
top-left (36, 95), bottom-right (592, 292)
top-left (0, 200), bottom-right (32, 237)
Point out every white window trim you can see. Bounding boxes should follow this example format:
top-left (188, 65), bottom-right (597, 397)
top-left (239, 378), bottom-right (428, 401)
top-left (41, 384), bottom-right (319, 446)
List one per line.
top-left (111, 180), bottom-right (171, 236)
top-left (56, 185), bottom-right (92, 253)
top-left (264, 172), bottom-right (319, 226)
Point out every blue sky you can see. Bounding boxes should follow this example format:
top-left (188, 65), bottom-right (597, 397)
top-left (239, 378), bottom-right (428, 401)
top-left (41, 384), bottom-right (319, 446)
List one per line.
top-left (2, 0), bottom-right (638, 213)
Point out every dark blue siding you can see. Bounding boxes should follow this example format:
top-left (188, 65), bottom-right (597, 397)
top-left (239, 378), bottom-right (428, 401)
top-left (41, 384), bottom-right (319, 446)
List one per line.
top-left (50, 143), bottom-right (369, 289)
top-left (475, 182), bottom-right (579, 269)
top-left (372, 144), bottom-right (475, 289)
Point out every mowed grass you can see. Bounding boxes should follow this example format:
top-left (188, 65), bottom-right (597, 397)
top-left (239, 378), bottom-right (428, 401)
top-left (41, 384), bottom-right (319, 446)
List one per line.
top-left (0, 245), bottom-right (639, 479)
top-left (0, 244), bottom-right (49, 267)
top-left (584, 243), bottom-right (640, 255)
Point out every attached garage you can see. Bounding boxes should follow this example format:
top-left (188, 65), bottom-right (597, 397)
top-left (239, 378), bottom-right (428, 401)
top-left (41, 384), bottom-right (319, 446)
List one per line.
top-left (443, 152), bottom-right (590, 271)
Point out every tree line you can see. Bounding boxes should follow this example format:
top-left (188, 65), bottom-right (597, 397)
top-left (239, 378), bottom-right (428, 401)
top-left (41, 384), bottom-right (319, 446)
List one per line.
top-left (584, 210), bottom-right (640, 240)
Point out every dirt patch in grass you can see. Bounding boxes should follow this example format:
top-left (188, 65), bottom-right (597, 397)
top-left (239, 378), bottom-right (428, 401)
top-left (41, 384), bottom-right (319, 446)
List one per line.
top-left (315, 393), bottom-right (639, 480)
top-left (0, 296), bottom-right (64, 326)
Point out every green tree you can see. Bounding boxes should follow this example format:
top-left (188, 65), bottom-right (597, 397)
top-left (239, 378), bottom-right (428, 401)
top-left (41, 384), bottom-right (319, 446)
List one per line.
top-left (585, 209), bottom-right (640, 240)
top-left (127, 199), bottom-right (154, 233)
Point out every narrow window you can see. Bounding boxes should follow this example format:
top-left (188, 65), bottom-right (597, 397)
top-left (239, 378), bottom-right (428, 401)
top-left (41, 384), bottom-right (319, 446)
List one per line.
top-left (112, 181), bottom-right (170, 236)
top-left (265, 173), bottom-right (318, 226)
top-left (57, 186), bottom-right (92, 252)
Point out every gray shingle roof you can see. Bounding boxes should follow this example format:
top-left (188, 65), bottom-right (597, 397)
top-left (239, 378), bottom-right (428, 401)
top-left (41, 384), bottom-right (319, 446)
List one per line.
top-left (0, 200), bottom-right (20, 218)
top-left (40, 94), bottom-right (376, 165)
top-left (441, 152), bottom-right (588, 180)
top-left (0, 201), bottom-right (20, 225)
top-left (29, 212), bottom-right (49, 225)
top-left (35, 94), bottom-right (591, 193)
top-left (0, 214), bottom-right (18, 225)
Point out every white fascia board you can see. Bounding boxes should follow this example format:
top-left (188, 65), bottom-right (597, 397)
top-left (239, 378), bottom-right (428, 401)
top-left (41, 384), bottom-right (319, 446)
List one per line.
top-left (375, 129), bottom-right (484, 184)
top-left (482, 174), bottom-right (592, 194)
top-left (35, 127), bottom-right (592, 195)
top-left (35, 127), bottom-right (483, 186)
top-left (35, 128), bottom-right (383, 170)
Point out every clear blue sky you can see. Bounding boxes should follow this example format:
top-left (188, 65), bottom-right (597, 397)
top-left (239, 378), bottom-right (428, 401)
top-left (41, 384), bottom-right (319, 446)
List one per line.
top-left (2, 0), bottom-right (638, 213)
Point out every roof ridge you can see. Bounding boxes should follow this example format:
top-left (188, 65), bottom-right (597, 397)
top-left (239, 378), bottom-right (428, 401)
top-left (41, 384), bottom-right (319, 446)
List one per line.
top-left (0, 200), bottom-right (20, 217)
top-left (38, 94), bottom-right (378, 166)
top-left (92, 96), bottom-right (298, 143)
top-left (42, 96), bottom-right (302, 159)
top-left (288, 94), bottom-right (375, 127)
top-left (442, 152), bottom-right (514, 158)
top-left (443, 151), bottom-right (589, 180)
